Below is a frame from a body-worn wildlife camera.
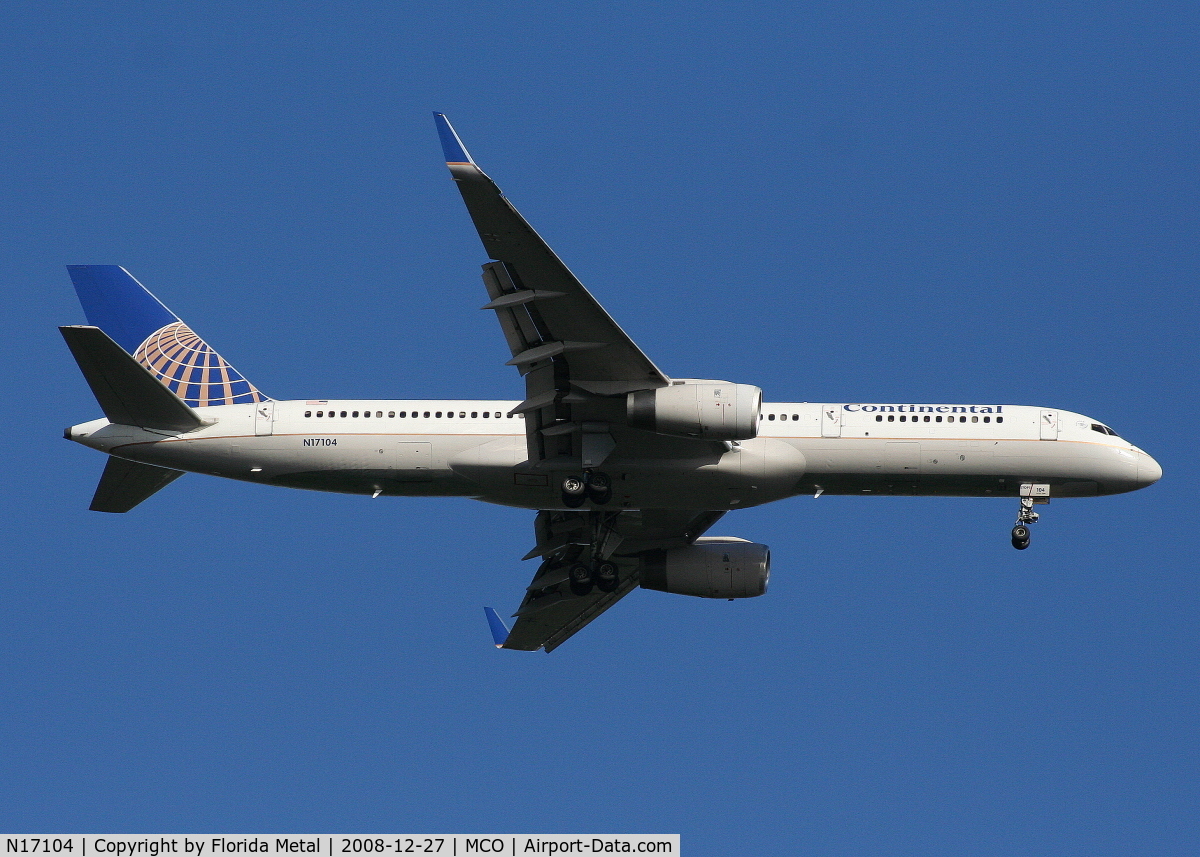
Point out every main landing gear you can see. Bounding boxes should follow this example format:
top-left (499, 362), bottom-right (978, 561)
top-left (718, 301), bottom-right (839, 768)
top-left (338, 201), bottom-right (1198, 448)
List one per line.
top-left (1011, 484), bottom-right (1049, 550)
top-left (568, 559), bottom-right (620, 596)
top-left (561, 471), bottom-right (612, 507)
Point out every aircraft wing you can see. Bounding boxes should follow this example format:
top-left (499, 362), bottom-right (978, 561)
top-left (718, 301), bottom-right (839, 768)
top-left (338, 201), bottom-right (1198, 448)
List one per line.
top-left (435, 113), bottom-right (671, 464)
top-left (499, 508), bottom-right (725, 652)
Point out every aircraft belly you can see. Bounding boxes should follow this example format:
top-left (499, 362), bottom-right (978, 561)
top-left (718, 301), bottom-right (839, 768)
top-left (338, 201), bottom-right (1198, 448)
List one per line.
top-left (466, 437), bottom-right (807, 511)
top-left (792, 437), bottom-right (1127, 497)
top-left (108, 433), bottom-right (486, 497)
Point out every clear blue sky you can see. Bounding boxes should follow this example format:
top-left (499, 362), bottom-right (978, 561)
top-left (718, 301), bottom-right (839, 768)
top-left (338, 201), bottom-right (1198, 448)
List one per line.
top-left (4, 2), bottom-right (1197, 853)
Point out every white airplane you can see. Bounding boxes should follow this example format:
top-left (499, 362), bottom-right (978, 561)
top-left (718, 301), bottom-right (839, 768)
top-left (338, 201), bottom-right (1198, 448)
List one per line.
top-left (60, 114), bottom-right (1162, 652)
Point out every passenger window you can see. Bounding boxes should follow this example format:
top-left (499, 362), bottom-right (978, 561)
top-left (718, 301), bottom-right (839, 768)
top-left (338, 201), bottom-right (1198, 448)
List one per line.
top-left (471, 412), bottom-right (478, 418)
top-left (983, 416), bottom-right (990, 423)
top-left (436, 411), bottom-right (443, 418)
top-left (900, 415), bottom-right (906, 422)
top-left (768, 414), bottom-right (775, 421)
top-left (971, 416), bottom-right (978, 423)
top-left (888, 415), bottom-right (895, 422)
top-left (423, 411), bottom-right (430, 418)
top-left (960, 416), bottom-right (966, 422)
top-left (997, 417), bottom-right (1003, 424)
top-left (924, 415), bottom-right (930, 422)
top-left (390, 411), bottom-right (397, 418)
top-left (363, 411), bottom-right (370, 418)
top-left (447, 411), bottom-right (454, 418)
top-left (304, 411), bottom-right (311, 418)
top-left (482, 412), bottom-right (489, 418)
top-left (876, 415), bottom-right (882, 422)
top-left (353, 411), bottom-right (359, 418)
top-left (935, 416), bottom-right (942, 422)
top-left (340, 411), bottom-right (347, 418)
top-left (459, 412), bottom-right (465, 418)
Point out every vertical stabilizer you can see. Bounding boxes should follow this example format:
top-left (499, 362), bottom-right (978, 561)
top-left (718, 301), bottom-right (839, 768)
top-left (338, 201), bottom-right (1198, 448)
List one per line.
top-left (66, 265), bottom-right (269, 407)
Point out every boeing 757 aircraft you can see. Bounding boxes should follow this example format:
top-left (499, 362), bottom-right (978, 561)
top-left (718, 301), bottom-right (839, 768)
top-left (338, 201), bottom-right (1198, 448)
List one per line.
top-left (60, 114), bottom-right (1162, 651)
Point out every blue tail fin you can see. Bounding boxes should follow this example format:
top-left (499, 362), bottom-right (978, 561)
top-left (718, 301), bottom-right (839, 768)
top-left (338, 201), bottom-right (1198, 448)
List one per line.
top-left (67, 266), bottom-right (268, 407)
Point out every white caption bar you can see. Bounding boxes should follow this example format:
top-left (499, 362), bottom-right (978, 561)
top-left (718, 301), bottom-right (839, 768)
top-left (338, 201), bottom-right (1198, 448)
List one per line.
top-left (1, 837), bottom-right (679, 857)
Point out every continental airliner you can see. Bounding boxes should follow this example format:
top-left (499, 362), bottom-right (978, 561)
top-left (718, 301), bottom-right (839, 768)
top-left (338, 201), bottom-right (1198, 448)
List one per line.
top-left (59, 114), bottom-right (1162, 651)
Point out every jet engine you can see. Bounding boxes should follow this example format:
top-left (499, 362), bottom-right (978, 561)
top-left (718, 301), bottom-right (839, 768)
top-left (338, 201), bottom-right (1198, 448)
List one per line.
top-left (627, 381), bottom-right (760, 441)
top-left (639, 537), bottom-right (770, 599)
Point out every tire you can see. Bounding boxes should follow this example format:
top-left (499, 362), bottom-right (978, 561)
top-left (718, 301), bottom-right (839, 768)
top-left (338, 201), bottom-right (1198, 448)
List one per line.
top-left (561, 476), bottom-right (587, 496)
top-left (1011, 525), bottom-right (1029, 541)
top-left (568, 562), bottom-right (593, 585)
top-left (594, 561), bottom-right (619, 592)
top-left (1012, 537), bottom-right (1030, 550)
top-left (587, 471), bottom-right (611, 491)
top-left (587, 486), bottom-right (612, 505)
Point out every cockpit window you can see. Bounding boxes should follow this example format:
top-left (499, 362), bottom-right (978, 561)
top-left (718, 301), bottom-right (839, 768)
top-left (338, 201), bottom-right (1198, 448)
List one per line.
top-left (1091, 423), bottom-right (1120, 437)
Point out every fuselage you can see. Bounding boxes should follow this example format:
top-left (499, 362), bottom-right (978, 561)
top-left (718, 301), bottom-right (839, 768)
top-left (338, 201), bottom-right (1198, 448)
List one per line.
top-left (66, 400), bottom-right (1162, 511)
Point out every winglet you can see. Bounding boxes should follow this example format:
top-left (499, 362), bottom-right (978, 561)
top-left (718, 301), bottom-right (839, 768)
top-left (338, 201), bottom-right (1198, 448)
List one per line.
top-left (483, 606), bottom-right (511, 648)
top-left (434, 113), bottom-right (475, 165)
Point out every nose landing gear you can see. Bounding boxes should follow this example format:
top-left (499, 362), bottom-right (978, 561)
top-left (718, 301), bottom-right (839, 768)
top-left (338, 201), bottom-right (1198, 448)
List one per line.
top-left (1011, 484), bottom-right (1049, 549)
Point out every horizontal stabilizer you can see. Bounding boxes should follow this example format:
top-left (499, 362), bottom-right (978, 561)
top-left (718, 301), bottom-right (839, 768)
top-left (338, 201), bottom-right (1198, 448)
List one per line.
top-left (90, 455), bottom-right (184, 513)
top-left (60, 325), bottom-right (203, 432)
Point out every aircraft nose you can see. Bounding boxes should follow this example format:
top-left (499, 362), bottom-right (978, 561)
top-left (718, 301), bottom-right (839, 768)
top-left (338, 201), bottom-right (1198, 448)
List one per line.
top-left (1137, 451), bottom-right (1162, 486)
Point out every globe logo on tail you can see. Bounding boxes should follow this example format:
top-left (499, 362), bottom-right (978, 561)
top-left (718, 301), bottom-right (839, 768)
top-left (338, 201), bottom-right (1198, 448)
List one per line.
top-left (134, 321), bottom-right (266, 407)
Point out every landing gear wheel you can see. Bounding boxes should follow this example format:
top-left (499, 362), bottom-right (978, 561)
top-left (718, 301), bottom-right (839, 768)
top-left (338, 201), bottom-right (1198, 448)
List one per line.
top-left (593, 561), bottom-right (619, 593)
top-left (1011, 524), bottom-right (1031, 550)
top-left (561, 476), bottom-right (587, 509)
top-left (568, 562), bottom-right (594, 596)
top-left (584, 471), bottom-right (612, 505)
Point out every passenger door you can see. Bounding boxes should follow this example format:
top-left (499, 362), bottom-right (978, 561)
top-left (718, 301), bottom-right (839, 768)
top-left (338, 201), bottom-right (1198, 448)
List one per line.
top-left (821, 405), bottom-right (842, 438)
top-left (254, 401), bottom-right (274, 437)
top-left (1039, 409), bottom-right (1059, 440)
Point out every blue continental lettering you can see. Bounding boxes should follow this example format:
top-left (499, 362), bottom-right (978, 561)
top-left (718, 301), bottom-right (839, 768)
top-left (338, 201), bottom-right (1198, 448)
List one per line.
top-left (842, 403), bottom-right (1006, 414)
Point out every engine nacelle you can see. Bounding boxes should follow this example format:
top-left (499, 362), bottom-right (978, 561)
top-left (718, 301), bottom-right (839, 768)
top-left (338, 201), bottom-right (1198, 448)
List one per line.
top-left (627, 381), bottom-right (761, 441)
top-left (639, 538), bottom-right (770, 599)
